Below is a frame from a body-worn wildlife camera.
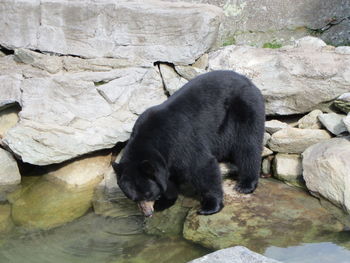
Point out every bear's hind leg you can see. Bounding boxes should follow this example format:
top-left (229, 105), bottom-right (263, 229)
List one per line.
top-left (192, 157), bottom-right (224, 215)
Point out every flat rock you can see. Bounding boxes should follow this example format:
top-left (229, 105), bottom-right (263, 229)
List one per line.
top-left (183, 179), bottom-right (344, 252)
top-left (188, 246), bottom-right (281, 263)
top-left (298, 109), bottom-right (323, 129)
top-left (3, 67), bottom-right (167, 165)
top-left (268, 127), bottom-right (332, 153)
top-left (0, 0), bottom-right (222, 65)
top-left (318, 113), bottom-right (348, 135)
top-left (208, 38), bottom-right (350, 115)
top-left (0, 148), bottom-right (21, 186)
top-left (273, 153), bottom-right (304, 188)
top-left (45, 152), bottom-right (111, 188)
top-left (265, 120), bottom-right (289, 134)
top-left (302, 137), bottom-right (350, 213)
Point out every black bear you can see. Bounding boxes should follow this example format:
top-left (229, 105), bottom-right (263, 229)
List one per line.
top-left (113, 70), bottom-right (265, 216)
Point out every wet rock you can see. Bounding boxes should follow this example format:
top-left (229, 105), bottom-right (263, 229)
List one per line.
top-left (0, 105), bottom-right (20, 137)
top-left (318, 113), bottom-right (348, 135)
top-left (9, 176), bottom-right (95, 230)
top-left (0, 0), bottom-right (222, 65)
top-left (297, 109), bottom-right (323, 129)
top-left (268, 127), bottom-right (332, 153)
top-left (3, 67), bottom-right (166, 165)
top-left (144, 196), bottom-right (193, 236)
top-left (208, 37), bottom-right (350, 115)
top-left (183, 179), bottom-right (343, 252)
top-left (334, 93), bottom-right (350, 114)
top-left (45, 152), bottom-right (111, 188)
top-left (265, 120), bottom-right (289, 134)
top-left (0, 148), bottom-right (21, 186)
top-left (14, 48), bottom-right (63, 74)
top-left (273, 153), bottom-right (304, 188)
top-left (303, 137), bottom-right (350, 214)
top-left (0, 204), bottom-right (14, 233)
top-left (188, 246), bottom-right (281, 263)
top-left (159, 64), bottom-right (188, 95)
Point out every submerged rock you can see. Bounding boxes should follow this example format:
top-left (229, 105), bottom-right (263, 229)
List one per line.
top-left (0, 204), bottom-right (13, 234)
top-left (9, 176), bottom-right (95, 230)
top-left (183, 179), bottom-right (344, 252)
top-left (303, 137), bottom-right (350, 214)
top-left (188, 246), bottom-right (281, 263)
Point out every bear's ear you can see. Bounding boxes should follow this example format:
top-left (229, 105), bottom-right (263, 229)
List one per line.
top-left (112, 162), bottom-right (122, 179)
top-left (140, 160), bottom-right (155, 177)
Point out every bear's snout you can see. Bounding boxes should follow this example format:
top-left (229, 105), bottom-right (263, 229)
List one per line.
top-left (138, 201), bottom-right (155, 217)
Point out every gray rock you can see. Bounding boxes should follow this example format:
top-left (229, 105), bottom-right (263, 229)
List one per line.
top-left (268, 127), bottom-right (332, 153)
top-left (318, 113), bottom-right (348, 135)
top-left (335, 46), bottom-right (350, 55)
top-left (208, 38), bottom-right (350, 115)
top-left (187, 246), bottom-right (281, 263)
top-left (263, 132), bottom-right (271, 146)
top-left (262, 147), bottom-right (273, 158)
top-left (0, 74), bottom-right (22, 109)
top-left (174, 65), bottom-right (206, 81)
top-left (298, 109), bottom-right (323, 129)
top-left (303, 137), bottom-right (350, 213)
top-left (159, 64), bottom-right (188, 95)
top-left (0, 148), bottom-right (21, 185)
top-left (294, 36), bottom-right (327, 49)
top-left (14, 48), bottom-right (63, 74)
top-left (0, 106), bottom-right (20, 137)
top-left (3, 67), bottom-right (167, 165)
top-left (273, 153), bottom-right (304, 188)
top-left (192, 53), bottom-right (209, 70)
top-left (334, 92), bottom-right (350, 113)
top-left (321, 17), bottom-right (350, 47)
top-left (261, 156), bottom-right (273, 176)
top-left (265, 120), bottom-right (289, 134)
top-left (0, 0), bottom-right (223, 65)
top-left (344, 113), bottom-right (350, 133)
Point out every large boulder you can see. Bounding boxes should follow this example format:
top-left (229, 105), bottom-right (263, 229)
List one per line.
top-left (0, 0), bottom-right (222, 65)
top-left (183, 179), bottom-right (344, 252)
top-left (302, 137), bottom-right (350, 213)
top-left (208, 37), bottom-right (350, 115)
top-left (3, 66), bottom-right (166, 165)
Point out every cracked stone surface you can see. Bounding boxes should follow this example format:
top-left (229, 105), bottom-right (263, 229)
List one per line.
top-left (0, 0), bottom-right (222, 65)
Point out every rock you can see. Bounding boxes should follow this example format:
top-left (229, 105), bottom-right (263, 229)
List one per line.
top-left (0, 50), bottom-right (5, 57)
top-left (96, 166), bottom-right (119, 193)
top-left (334, 93), bottom-right (350, 113)
top-left (335, 46), bottom-right (350, 55)
top-left (263, 132), bottom-right (271, 146)
top-left (208, 38), bottom-right (350, 115)
top-left (187, 246), bottom-right (281, 263)
top-left (302, 137), bottom-right (350, 213)
top-left (3, 67), bottom-right (167, 165)
top-left (318, 113), bottom-right (348, 135)
top-left (262, 147), bottom-right (273, 158)
top-left (144, 196), bottom-right (192, 236)
top-left (273, 153), bottom-right (304, 188)
top-left (0, 204), bottom-right (13, 233)
top-left (0, 0), bottom-right (222, 65)
top-left (0, 148), bottom-right (21, 186)
top-left (159, 64), bottom-right (188, 95)
top-left (174, 65), bottom-right (206, 81)
top-left (268, 127), bottom-right (332, 153)
top-left (298, 109), bottom-right (323, 129)
top-left (321, 18), bottom-right (350, 47)
top-left (265, 120), bottom-right (289, 134)
top-left (14, 48), bottom-right (63, 74)
top-left (0, 105), bottom-right (20, 137)
top-left (45, 152), bottom-right (111, 188)
top-left (294, 36), bottom-right (327, 49)
top-left (344, 113), bottom-right (350, 133)
top-left (261, 156), bottom-right (273, 176)
top-left (0, 74), bottom-right (22, 109)
top-left (192, 53), bottom-right (209, 70)
top-left (183, 179), bottom-right (344, 252)
top-left (9, 176), bottom-right (95, 230)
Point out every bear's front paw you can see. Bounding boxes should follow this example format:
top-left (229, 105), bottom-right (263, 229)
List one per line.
top-left (198, 197), bottom-right (223, 215)
top-left (235, 180), bottom-right (257, 194)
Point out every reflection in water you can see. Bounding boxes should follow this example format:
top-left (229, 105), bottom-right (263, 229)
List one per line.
top-left (265, 242), bottom-right (350, 263)
top-left (0, 212), bottom-right (207, 263)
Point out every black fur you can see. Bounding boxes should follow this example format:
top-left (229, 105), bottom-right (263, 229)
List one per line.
top-left (113, 70), bottom-right (265, 215)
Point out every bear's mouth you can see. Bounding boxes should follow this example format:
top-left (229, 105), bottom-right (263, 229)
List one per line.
top-left (138, 201), bottom-right (155, 217)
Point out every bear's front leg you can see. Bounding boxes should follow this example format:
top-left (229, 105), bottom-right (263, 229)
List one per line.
top-left (154, 180), bottom-right (179, 211)
top-left (193, 157), bottom-right (224, 215)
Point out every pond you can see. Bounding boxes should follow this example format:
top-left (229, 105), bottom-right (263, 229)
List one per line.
top-left (0, 176), bottom-right (350, 263)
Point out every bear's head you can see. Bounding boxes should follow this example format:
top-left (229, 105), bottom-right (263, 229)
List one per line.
top-left (112, 158), bottom-right (168, 217)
